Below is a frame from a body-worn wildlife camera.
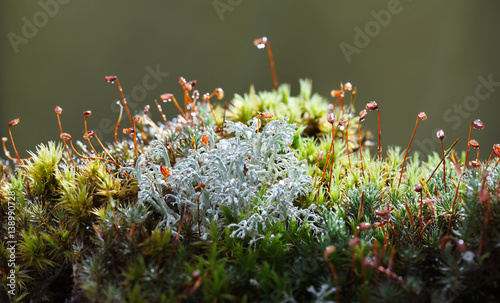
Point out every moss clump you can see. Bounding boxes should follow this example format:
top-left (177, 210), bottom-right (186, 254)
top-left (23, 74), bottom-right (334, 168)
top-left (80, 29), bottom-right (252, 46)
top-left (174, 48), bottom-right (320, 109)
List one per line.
top-left (1, 79), bottom-right (500, 302)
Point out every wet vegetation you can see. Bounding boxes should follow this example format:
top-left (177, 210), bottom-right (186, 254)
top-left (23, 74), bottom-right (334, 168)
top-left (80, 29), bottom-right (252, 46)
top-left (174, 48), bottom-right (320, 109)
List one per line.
top-left (1, 37), bottom-right (500, 302)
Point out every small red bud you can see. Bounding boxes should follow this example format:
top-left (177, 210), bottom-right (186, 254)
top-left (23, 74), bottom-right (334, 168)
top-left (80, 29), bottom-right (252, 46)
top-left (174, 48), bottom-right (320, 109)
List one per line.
top-left (214, 88), bottom-right (224, 100)
top-left (104, 75), bottom-right (117, 83)
top-left (331, 90), bottom-right (342, 98)
top-left (469, 160), bottom-right (482, 168)
top-left (160, 93), bottom-right (174, 102)
top-left (468, 140), bottom-right (479, 149)
top-left (192, 269), bottom-right (201, 279)
top-left (436, 129), bottom-right (445, 140)
top-left (260, 112), bottom-right (274, 119)
top-left (54, 106), bottom-right (62, 115)
top-left (160, 165), bottom-right (171, 178)
top-left (323, 245), bottom-right (336, 259)
top-left (440, 236), bottom-right (451, 249)
top-left (178, 77), bottom-right (187, 86)
top-left (8, 118), bottom-right (20, 127)
top-left (374, 208), bottom-right (392, 220)
top-left (83, 130), bottom-right (95, 139)
top-left (358, 222), bottom-right (372, 230)
top-left (339, 117), bottom-right (348, 127)
top-left (493, 144), bottom-right (500, 158)
top-left (366, 101), bottom-right (378, 111)
top-left (472, 119), bottom-right (484, 130)
top-left (192, 90), bottom-right (200, 100)
top-left (414, 184), bottom-right (423, 193)
top-left (344, 82), bottom-right (353, 91)
top-left (253, 37), bottom-right (268, 49)
top-left (201, 134), bottom-right (209, 145)
top-left (123, 128), bottom-right (135, 135)
top-left (417, 112), bottom-right (427, 121)
top-left (327, 113), bottom-right (336, 124)
top-left (202, 93), bottom-right (210, 102)
top-left (359, 109), bottom-right (367, 121)
top-left (183, 82), bottom-right (193, 91)
top-left (374, 221), bottom-right (387, 228)
top-left (456, 239), bottom-right (467, 253)
top-left (318, 151), bottom-right (325, 161)
top-left (60, 133), bottom-right (72, 141)
top-left (83, 111), bottom-right (92, 118)
top-left (348, 237), bottom-right (361, 247)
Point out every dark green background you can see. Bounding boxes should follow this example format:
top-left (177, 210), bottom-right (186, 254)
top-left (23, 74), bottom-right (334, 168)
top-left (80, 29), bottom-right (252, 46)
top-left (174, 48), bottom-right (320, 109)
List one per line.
top-left (1, 1), bottom-right (499, 159)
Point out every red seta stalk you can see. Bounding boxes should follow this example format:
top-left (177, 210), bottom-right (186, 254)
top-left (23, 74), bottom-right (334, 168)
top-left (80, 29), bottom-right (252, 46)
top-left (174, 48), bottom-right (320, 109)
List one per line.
top-left (397, 112), bottom-right (427, 190)
top-left (254, 37), bottom-right (278, 91)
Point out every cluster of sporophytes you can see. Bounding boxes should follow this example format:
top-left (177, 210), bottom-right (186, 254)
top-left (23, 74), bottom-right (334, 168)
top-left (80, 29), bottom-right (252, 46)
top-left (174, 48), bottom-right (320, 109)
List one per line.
top-left (1, 37), bottom-right (500, 302)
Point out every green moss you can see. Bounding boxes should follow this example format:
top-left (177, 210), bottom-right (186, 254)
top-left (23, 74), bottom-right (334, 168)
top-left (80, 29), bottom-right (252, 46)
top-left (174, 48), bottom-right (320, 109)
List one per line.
top-left (1, 80), bottom-right (499, 302)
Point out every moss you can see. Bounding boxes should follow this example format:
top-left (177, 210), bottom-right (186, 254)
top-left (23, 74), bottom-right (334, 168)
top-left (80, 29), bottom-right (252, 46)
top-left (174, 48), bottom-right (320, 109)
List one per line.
top-left (1, 79), bottom-right (499, 302)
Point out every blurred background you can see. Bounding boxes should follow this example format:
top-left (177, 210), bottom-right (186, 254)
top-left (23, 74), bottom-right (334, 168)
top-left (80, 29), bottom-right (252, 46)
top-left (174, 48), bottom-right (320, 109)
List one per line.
top-left (1, 1), bottom-right (499, 160)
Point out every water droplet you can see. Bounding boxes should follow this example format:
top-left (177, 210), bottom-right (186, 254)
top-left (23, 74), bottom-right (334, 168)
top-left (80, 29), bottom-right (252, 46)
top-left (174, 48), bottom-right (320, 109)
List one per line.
top-left (344, 82), bottom-right (353, 91)
top-left (253, 37), bottom-right (268, 49)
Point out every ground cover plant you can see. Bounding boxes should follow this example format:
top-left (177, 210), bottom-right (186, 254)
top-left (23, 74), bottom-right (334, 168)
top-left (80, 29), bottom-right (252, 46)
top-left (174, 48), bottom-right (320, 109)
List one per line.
top-left (1, 37), bottom-right (500, 302)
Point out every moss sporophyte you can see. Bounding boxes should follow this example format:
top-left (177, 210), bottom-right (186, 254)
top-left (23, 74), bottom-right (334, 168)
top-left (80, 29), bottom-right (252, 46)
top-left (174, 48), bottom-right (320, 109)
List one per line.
top-left (1, 38), bottom-right (500, 302)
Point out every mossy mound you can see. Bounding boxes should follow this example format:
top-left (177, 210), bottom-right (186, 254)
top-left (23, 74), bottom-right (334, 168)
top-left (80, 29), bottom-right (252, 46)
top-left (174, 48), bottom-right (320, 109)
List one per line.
top-left (1, 80), bottom-right (499, 302)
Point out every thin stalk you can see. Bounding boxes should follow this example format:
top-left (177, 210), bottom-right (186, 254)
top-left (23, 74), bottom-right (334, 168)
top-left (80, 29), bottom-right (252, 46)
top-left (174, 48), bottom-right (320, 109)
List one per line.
top-left (393, 209), bottom-right (415, 244)
top-left (206, 98), bottom-right (220, 133)
top-left (161, 94), bottom-right (187, 121)
top-left (319, 127), bottom-right (336, 187)
top-left (463, 124), bottom-right (473, 173)
top-left (398, 117), bottom-right (420, 189)
top-left (323, 246), bottom-right (340, 303)
top-left (313, 152), bottom-right (324, 188)
top-left (486, 150), bottom-right (493, 167)
top-left (266, 41), bottom-right (278, 91)
top-left (55, 108), bottom-right (74, 164)
top-left (69, 139), bottom-right (107, 162)
top-left (377, 110), bottom-right (381, 161)
top-left (154, 100), bottom-right (168, 124)
top-left (418, 191), bottom-right (423, 244)
top-left (254, 37), bottom-right (278, 90)
top-left (2, 138), bottom-right (16, 162)
top-left (114, 101), bottom-right (124, 144)
top-left (426, 138), bottom-right (460, 184)
top-left (357, 191), bottom-right (365, 220)
top-left (116, 79), bottom-right (133, 128)
top-left (8, 123), bottom-right (21, 163)
top-left (94, 133), bottom-right (120, 167)
top-left (441, 139), bottom-right (447, 191)
top-left (84, 115), bottom-right (100, 157)
top-left (358, 118), bottom-right (364, 178)
top-left (327, 124), bottom-right (340, 191)
top-left (132, 119), bottom-right (139, 158)
top-left (403, 200), bottom-right (415, 227)
top-left (345, 121), bottom-right (352, 171)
